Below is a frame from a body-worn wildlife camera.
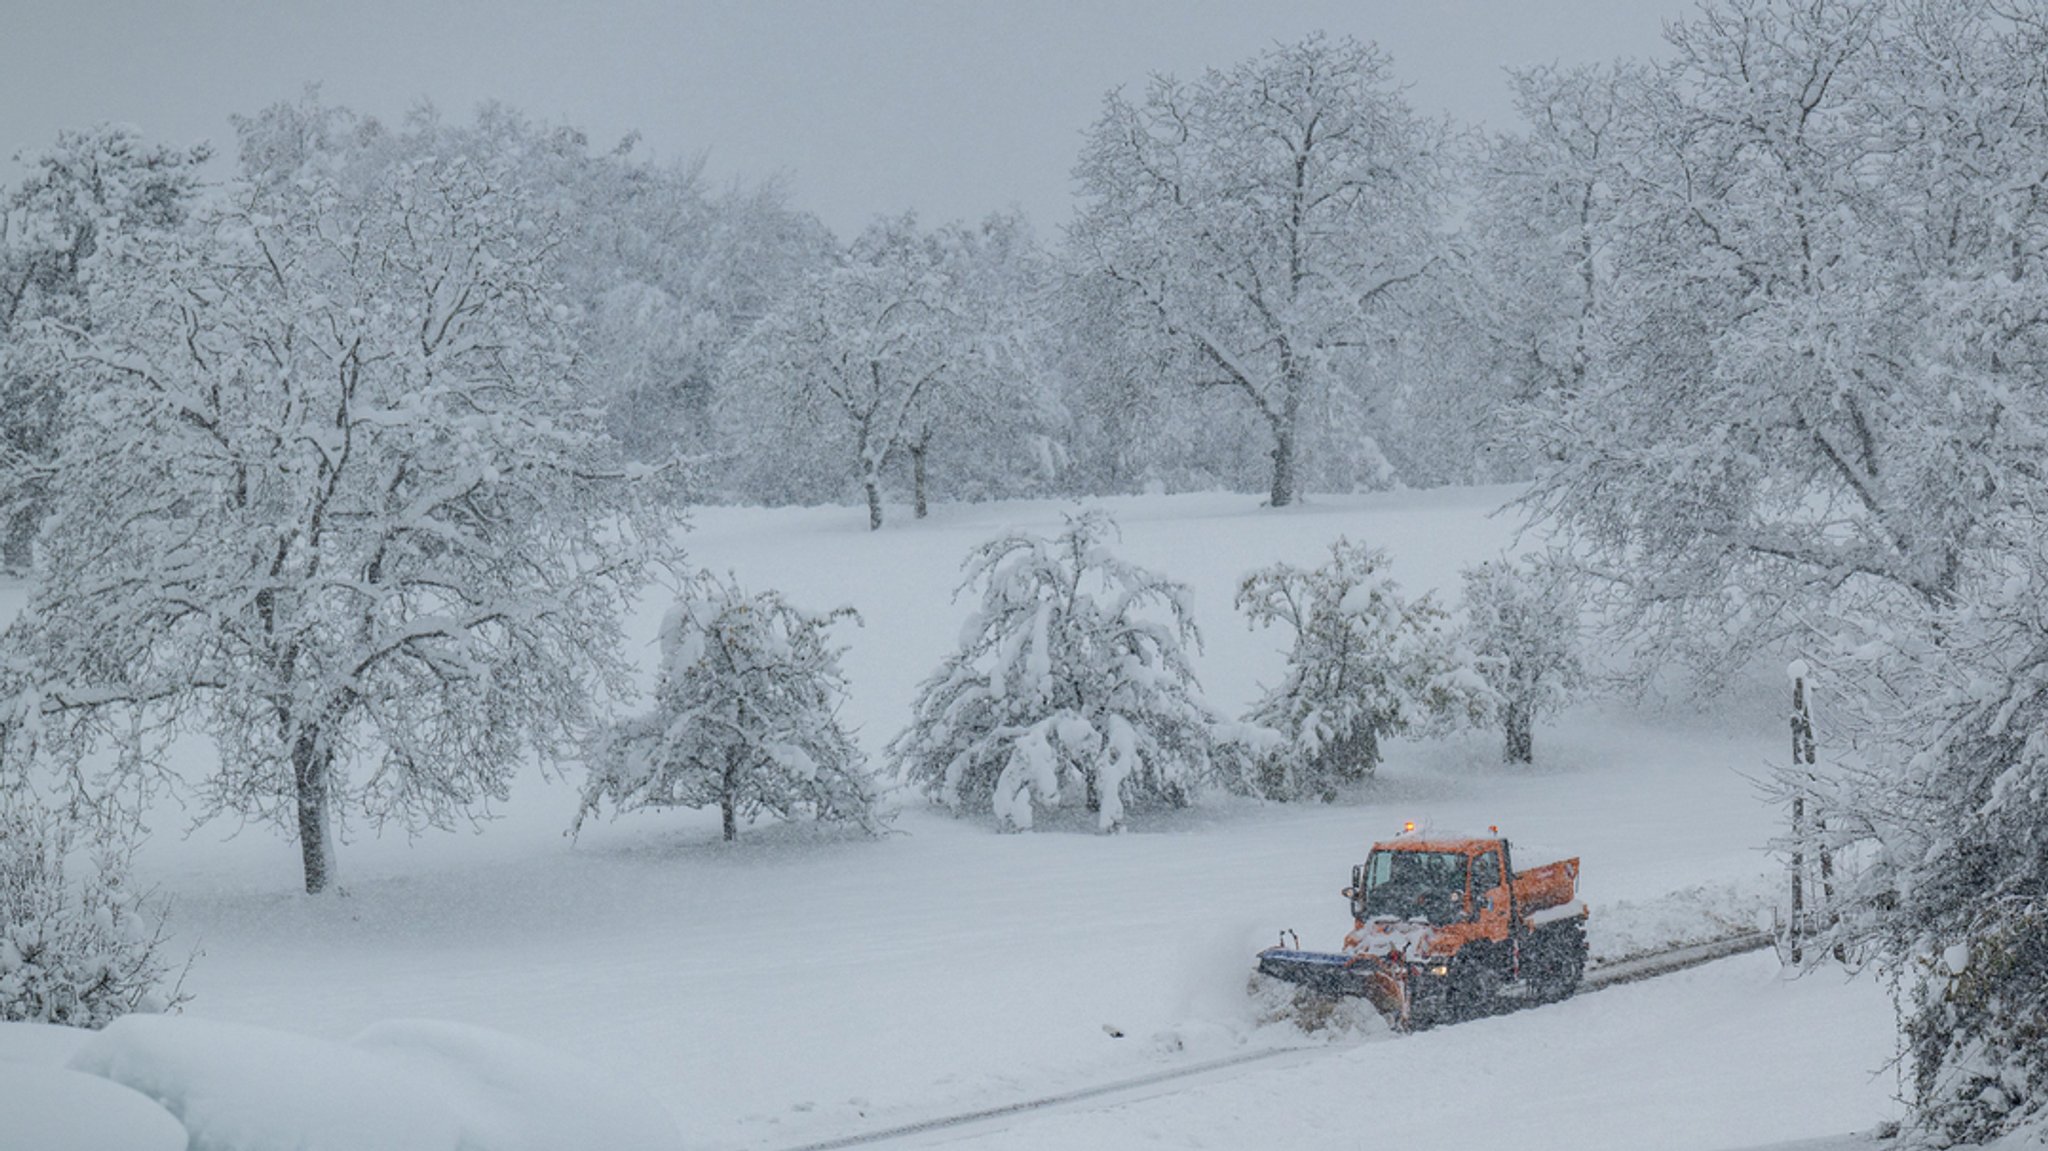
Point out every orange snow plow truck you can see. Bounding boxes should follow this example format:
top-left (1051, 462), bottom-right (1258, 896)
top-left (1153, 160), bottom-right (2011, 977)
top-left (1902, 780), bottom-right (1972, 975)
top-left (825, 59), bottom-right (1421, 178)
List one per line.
top-left (1256, 824), bottom-right (1587, 1029)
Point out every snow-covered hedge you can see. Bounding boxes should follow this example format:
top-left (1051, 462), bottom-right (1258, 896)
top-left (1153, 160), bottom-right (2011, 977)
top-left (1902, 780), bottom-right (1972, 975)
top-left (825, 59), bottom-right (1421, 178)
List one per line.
top-left (892, 511), bottom-right (1249, 831)
top-left (0, 796), bottom-right (186, 1028)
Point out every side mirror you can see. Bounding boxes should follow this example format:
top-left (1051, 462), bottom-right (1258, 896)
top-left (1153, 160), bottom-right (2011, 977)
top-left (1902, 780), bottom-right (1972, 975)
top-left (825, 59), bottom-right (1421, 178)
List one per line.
top-left (1348, 864), bottom-right (1368, 920)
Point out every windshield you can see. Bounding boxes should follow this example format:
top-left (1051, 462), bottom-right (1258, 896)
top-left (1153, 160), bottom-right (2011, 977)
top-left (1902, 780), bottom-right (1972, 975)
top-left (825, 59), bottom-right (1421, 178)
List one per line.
top-left (1363, 849), bottom-right (1468, 925)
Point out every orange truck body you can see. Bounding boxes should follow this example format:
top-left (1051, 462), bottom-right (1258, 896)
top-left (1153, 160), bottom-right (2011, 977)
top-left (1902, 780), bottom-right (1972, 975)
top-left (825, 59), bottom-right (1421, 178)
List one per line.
top-left (1256, 827), bottom-right (1589, 1028)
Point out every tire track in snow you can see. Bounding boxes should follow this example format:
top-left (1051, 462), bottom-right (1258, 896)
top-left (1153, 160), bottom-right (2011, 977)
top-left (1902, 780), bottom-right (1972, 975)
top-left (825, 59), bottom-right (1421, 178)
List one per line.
top-left (768, 931), bottom-right (1774, 1151)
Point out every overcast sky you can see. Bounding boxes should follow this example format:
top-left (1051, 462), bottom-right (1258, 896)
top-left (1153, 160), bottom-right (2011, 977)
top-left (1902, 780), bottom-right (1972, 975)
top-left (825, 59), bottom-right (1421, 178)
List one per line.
top-left (2, 1), bottom-right (1689, 237)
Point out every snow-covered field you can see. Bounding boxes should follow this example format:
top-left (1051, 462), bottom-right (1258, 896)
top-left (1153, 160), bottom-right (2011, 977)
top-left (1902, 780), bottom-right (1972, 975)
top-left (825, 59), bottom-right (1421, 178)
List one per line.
top-left (3, 489), bottom-right (1905, 1149)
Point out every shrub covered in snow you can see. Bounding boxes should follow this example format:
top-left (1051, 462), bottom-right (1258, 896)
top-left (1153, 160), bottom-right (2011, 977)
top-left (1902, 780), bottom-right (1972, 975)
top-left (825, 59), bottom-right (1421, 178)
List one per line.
top-left (1457, 553), bottom-right (1584, 763)
top-left (576, 572), bottom-right (876, 842)
top-left (891, 511), bottom-right (1244, 831)
top-left (0, 796), bottom-right (187, 1028)
top-left (1236, 539), bottom-right (1488, 800)
top-left (1797, 558), bottom-right (2048, 1144)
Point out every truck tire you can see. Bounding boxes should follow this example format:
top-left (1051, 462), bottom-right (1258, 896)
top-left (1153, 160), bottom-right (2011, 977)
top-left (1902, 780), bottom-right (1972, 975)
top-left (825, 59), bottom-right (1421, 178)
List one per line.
top-left (1527, 920), bottom-right (1587, 1003)
top-left (1443, 949), bottom-right (1507, 1024)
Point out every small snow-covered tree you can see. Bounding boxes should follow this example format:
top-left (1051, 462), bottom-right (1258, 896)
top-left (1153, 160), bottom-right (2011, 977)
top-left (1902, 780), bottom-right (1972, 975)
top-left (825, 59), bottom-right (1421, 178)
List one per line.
top-left (575, 573), bottom-right (874, 842)
top-left (891, 511), bottom-right (1239, 831)
top-left (1459, 555), bottom-right (1584, 764)
top-left (0, 792), bottom-right (188, 1027)
top-left (1237, 539), bottom-right (1485, 800)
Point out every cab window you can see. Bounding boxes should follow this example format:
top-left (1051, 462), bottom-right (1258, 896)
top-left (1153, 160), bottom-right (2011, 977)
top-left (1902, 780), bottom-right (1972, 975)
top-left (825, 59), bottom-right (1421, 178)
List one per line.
top-left (1470, 849), bottom-right (1502, 912)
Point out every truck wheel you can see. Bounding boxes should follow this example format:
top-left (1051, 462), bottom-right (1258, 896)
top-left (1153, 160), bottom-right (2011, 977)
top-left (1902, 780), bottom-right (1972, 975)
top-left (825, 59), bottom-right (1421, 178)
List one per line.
top-left (1443, 955), bottom-right (1504, 1023)
top-left (1529, 922), bottom-right (1587, 1003)
top-left (1405, 976), bottom-right (1450, 1031)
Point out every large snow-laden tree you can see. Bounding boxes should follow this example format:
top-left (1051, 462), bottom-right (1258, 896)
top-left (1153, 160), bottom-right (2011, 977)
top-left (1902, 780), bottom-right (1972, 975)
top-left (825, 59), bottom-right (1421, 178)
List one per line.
top-left (1516, 0), bottom-right (2048, 671)
top-left (891, 511), bottom-right (1245, 831)
top-left (575, 572), bottom-right (874, 843)
top-left (1046, 266), bottom-right (1272, 497)
top-left (1237, 539), bottom-right (1487, 800)
top-left (538, 137), bottom-right (829, 468)
top-left (351, 104), bottom-right (833, 473)
top-left (1070, 33), bottom-right (1450, 507)
top-left (586, 175), bottom-right (829, 468)
top-left (0, 126), bottom-right (210, 573)
top-left (4, 98), bottom-right (681, 894)
top-left (1501, 0), bottom-right (2048, 1141)
top-left (1457, 554), bottom-right (1584, 764)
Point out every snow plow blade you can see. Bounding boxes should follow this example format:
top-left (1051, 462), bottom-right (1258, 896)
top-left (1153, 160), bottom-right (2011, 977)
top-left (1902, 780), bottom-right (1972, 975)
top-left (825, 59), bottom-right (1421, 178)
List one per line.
top-left (1255, 948), bottom-right (1406, 1014)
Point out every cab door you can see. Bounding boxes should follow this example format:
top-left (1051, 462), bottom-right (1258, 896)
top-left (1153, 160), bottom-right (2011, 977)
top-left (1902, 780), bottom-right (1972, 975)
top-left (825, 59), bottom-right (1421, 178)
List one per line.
top-left (1469, 846), bottom-right (1512, 944)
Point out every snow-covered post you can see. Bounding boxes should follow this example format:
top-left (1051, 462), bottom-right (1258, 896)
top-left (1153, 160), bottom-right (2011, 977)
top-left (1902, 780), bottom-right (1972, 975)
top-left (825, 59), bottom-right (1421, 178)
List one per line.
top-left (1788, 661), bottom-right (1811, 964)
top-left (1785, 659), bottom-right (1844, 965)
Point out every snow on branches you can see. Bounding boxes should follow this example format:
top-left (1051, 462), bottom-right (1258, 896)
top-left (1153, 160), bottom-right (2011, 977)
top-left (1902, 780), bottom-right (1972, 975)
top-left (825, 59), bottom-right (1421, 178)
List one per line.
top-left (1492, 0), bottom-right (2048, 1139)
top-left (717, 213), bottom-right (1056, 526)
top-left (0, 793), bottom-right (188, 1028)
top-left (0, 125), bottom-right (211, 573)
top-left (1071, 34), bottom-right (1449, 506)
top-left (3, 97), bottom-right (683, 893)
top-left (891, 511), bottom-right (1244, 832)
top-left (576, 573), bottom-right (875, 842)
top-left (1458, 554), bottom-right (1584, 764)
top-left (1780, 543), bottom-right (2048, 1143)
top-left (1236, 539), bottom-right (1486, 800)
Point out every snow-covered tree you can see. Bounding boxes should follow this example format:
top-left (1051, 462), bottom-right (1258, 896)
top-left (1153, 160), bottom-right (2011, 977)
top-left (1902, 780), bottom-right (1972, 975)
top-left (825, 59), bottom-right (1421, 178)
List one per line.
top-left (0, 791), bottom-right (188, 1027)
top-left (1458, 555), bottom-right (1584, 764)
top-left (718, 212), bottom-right (1051, 524)
top-left (895, 211), bottom-right (1065, 513)
top-left (1468, 64), bottom-right (1655, 433)
top-left (538, 134), bottom-right (829, 468)
top-left (1500, 0), bottom-right (2048, 1140)
top-left (575, 573), bottom-right (874, 842)
top-left (891, 511), bottom-right (1242, 831)
top-left (0, 125), bottom-right (209, 572)
top-left (1045, 266), bottom-right (1271, 497)
top-left (1237, 539), bottom-right (1485, 800)
top-left (2, 98), bottom-right (681, 894)
top-left (1070, 33), bottom-right (1450, 506)
top-left (1514, 0), bottom-right (2048, 673)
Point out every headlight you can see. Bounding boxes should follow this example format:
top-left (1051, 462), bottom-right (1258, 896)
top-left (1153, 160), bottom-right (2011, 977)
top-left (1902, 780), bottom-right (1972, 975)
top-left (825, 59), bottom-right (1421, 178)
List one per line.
top-left (1428, 965), bottom-right (1450, 976)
